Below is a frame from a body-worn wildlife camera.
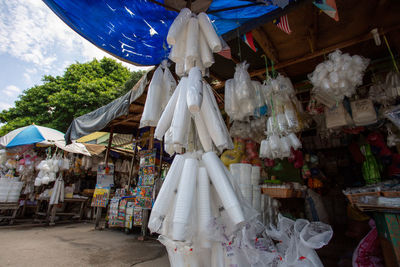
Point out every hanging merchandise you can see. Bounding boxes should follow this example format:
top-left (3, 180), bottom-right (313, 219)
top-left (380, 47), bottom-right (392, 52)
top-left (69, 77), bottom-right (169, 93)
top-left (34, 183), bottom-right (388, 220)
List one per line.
top-left (385, 71), bottom-right (400, 100)
top-left (325, 102), bottom-right (353, 129)
top-left (350, 99), bottom-right (377, 126)
top-left (156, 78), bottom-right (233, 154)
top-left (49, 175), bottom-right (64, 205)
top-left (224, 62), bottom-right (258, 121)
top-left (308, 50), bottom-right (370, 102)
top-left (167, 9), bottom-right (221, 76)
top-left (140, 63), bottom-right (177, 128)
top-left (360, 144), bottom-right (381, 185)
top-left (259, 73), bottom-right (304, 160)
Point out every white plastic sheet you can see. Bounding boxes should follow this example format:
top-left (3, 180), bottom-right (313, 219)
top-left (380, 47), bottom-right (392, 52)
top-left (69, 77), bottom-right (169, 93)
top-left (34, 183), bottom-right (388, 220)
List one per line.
top-left (170, 24), bottom-right (188, 64)
top-left (198, 12), bottom-right (222, 53)
top-left (140, 66), bottom-right (164, 128)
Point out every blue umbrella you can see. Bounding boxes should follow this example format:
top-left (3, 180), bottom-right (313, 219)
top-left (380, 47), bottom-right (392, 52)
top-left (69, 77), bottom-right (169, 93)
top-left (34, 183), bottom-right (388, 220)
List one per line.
top-left (0, 125), bottom-right (65, 148)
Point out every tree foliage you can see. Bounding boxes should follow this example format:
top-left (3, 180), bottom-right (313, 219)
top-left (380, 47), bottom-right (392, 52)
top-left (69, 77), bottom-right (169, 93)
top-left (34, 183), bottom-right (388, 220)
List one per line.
top-left (0, 58), bottom-right (145, 136)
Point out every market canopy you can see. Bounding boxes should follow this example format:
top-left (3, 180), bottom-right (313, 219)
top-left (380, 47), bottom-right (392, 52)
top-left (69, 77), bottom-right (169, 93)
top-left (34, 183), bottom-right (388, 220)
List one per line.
top-left (42, 0), bottom-right (302, 66)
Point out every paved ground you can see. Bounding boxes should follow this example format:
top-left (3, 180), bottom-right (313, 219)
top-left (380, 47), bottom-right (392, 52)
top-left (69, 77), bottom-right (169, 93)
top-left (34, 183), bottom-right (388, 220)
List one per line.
top-left (0, 223), bottom-right (170, 267)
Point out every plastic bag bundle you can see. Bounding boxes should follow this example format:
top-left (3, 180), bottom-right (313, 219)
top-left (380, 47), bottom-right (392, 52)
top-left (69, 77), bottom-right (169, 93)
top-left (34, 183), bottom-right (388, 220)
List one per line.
top-left (259, 132), bottom-right (301, 160)
top-left (265, 214), bottom-right (332, 267)
top-left (309, 50), bottom-right (370, 101)
top-left (224, 61), bottom-right (258, 121)
top-left (34, 159), bottom-right (59, 187)
top-left (167, 10), bottom-right (221, 76)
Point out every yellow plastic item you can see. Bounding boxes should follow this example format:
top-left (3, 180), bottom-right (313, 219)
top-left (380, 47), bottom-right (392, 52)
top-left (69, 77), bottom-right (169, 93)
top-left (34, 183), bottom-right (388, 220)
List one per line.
top-left (220, 138), bottom-right (245, 167)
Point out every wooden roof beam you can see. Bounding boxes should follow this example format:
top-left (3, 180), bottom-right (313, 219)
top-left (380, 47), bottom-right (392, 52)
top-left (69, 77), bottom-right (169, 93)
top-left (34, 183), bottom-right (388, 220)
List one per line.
top-left (249, 24), bottom-right (400, 78)
top-left (251, 27), bottom-right (279, 63)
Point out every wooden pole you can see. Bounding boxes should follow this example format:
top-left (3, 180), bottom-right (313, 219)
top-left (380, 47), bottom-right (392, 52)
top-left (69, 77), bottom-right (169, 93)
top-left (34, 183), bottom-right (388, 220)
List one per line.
top-left (139, 127), bottom-right (155, 240)
top-left (95, 127), bottom-right (114, 230)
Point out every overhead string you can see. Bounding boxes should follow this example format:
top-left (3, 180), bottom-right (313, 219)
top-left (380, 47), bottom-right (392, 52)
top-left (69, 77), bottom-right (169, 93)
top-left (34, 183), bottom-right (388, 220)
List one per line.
top-left (383, 35), bottom-right (399, 73)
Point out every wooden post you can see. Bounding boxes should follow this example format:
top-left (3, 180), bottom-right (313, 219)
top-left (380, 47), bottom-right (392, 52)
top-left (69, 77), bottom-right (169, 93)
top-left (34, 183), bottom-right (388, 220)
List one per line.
top-left (95, 128), bottom-right (114, 230)
top-left (139, 127), bottom-right (155, 240)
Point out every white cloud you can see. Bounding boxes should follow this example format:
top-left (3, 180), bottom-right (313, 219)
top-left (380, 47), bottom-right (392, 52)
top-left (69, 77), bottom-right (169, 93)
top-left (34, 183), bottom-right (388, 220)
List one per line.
top-left (3, 85), bottom-right (21, 97)
top-left (0, 0), bottom-right (149, 73)
top-left (0, 102), bottom-right (12, 111)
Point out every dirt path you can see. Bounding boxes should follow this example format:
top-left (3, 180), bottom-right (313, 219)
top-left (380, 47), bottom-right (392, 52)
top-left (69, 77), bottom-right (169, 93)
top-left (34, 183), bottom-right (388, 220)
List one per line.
top-left (0, 223), bottom-right (170, 267)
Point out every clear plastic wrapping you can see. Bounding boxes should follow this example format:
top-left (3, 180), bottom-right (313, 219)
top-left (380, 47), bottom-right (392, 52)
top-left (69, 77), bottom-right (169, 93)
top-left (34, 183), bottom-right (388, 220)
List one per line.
top-left (224, 79), bottom-right (239, 119)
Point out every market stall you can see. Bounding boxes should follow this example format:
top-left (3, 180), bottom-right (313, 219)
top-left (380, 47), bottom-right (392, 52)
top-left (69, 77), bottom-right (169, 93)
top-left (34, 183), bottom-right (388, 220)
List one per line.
top-left (50, 0), bottom-right (400, 265)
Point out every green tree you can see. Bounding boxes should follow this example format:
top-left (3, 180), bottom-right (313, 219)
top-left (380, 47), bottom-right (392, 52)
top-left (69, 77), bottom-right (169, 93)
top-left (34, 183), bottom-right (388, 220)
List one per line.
top-left (0, 58), bottom-right (145, 136)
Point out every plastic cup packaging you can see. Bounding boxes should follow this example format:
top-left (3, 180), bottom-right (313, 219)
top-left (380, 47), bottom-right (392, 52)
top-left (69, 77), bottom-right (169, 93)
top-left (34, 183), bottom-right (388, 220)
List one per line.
top-left (199, 31), bottom-right (214, 68)
top-left (155, 82), bottom-right (182, 140)
top-left (140, 66), bottom-right (164, 128)
top-left (197, 167), bottom-right (212, 248)
top-left (202, 152), bottom-right (244, 226)
top-left (167, 8), bottom-right (191, 45)
top-left (194, 112), bottom-right (212, 152)
top-left (172, 158), bottom-right (198, 241)
top-left (187, 67), bottom-right (203, 114)
top-left (171, 78), bottom-right (190, 144)
top-left (198, 12), bottom-right (222, 53)
top-left (238, 163), bottom-right (252, 185)
top-left (149, 155), bottom-right (185, 233)
top-left (185, 17), bottom-right (200, 62)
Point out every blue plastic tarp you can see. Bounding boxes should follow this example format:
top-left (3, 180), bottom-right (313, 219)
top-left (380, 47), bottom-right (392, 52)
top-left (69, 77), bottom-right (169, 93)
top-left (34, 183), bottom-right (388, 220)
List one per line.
top-left (43, 0), bottom-right (280, 66)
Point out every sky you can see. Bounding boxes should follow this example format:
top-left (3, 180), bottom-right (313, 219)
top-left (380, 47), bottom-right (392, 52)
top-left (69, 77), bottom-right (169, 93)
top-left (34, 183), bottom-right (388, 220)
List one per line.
top-left (0, 0), bottom-right (147, 112)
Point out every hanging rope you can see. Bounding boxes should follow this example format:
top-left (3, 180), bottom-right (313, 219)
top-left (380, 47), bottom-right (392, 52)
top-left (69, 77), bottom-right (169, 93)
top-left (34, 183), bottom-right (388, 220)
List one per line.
top-left (384, 35), bottom-right (399, 73)
top-left (236, 27), bottom-right (242, 62)
top-left (261, 54), bottom-right (269, 79)
top-left (271, 59), bottom-right (276, 78)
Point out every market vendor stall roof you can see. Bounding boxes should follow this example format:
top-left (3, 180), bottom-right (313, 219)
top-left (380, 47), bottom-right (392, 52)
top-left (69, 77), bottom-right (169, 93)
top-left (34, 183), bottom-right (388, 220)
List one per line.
top-left (63, 0), bottom-right (400, 141)
top-left (64, 70), bottom-right (152, 144)
top-left (42, 0), bottom-right (303, 66)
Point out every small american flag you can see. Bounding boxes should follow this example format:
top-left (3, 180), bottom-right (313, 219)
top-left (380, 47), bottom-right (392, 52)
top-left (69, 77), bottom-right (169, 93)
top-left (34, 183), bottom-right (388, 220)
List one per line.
top-left (274, 15), bottom-right (292, 34)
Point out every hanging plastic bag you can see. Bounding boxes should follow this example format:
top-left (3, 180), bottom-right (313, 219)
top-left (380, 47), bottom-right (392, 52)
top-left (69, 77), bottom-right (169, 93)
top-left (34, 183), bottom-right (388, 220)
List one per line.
top-left (185, 17), bottom-right (200, 65)
top-left (224, 79), bottom-right (239, 119)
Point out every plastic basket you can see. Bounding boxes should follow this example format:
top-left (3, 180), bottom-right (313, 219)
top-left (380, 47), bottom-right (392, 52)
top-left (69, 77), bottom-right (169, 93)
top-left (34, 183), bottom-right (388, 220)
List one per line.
top-left (261, 186), bottom-right (294, 198)
top-left (381, 191), bottom-right (400, 198)
top-left (344, 191), bottom-right (380, 205)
